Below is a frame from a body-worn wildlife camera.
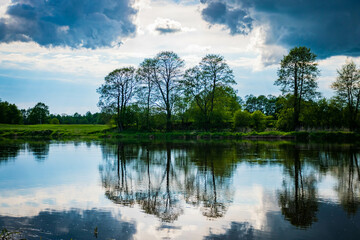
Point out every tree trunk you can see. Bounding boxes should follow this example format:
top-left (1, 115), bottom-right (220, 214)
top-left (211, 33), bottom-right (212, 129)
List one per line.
top-left (117, 96), bottom-right (121, 132)
top-left (166, 108), bottom-right (172, 132)
top-left (147, 87), bottom-right (151, 130)
top-left (293, 64), bottom-right (300, 130)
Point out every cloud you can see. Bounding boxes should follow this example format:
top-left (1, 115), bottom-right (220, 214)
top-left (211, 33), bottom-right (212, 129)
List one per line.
top-left (153, 18), bottom-right (182, 34)
top-left (200, 0), bottom-right (360, 59)
top-left (201, 0), bottom-right (252, 35)
top-left (149, 17), bottom-right (196, 35)
top-left (0, 0), bottom-right (138, 48)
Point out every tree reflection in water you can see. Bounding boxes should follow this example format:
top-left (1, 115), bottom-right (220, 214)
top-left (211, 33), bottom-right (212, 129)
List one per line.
top-left (199, 150), bottom-right (227, 219)
top-left (0, 140), bottom-right (50, 163)
top-left (99, 142), bottom-right (234, 222)
top-left (334, 149), bottom-right (360, 216)
top-left (27, 142), bottom-right (49, 162)
top-left (100, 143), bottom-right (183, 222)
top-left (0, 141), bottom-right (24, 163)
top-left (278, 146), bottom-right (318, 228)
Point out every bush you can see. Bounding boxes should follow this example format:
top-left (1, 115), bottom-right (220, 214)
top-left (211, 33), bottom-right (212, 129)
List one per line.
top-left (233, 110), bottom-right (251, 129)
top-left (50, 118), bottom-right (60, 124)
top-left (251, 110), bottom-right (266, 131)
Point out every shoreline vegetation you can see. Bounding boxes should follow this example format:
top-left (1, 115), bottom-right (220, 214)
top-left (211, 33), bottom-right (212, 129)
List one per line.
top-left (1, 48), bottom-right (360, 136)
top-left (0, 124), bottom-right (359, 142)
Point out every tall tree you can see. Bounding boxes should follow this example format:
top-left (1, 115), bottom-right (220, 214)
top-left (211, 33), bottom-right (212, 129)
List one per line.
top-left (153, 51), bottom-right (184, 131)
top-left (28, 102), bottom-right (49, 124)
top-left (136, 58), bottom-right (157, 130)
top-left (181, 54), bottom-right (235, 130)
top-left (331, 60), bottom-right (360, 130)
top-left (275, 46), bottom-right (320, 130)
top-left (97, 67), bottom-right (137, 131)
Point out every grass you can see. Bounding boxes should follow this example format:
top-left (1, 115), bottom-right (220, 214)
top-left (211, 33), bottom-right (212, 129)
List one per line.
top-left (0, 124), bottom-right (359, 142)
top-left (0, 124), bottom-right (111, 139)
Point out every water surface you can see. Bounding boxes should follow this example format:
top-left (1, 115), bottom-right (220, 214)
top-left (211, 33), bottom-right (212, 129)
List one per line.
top-left (0, 140), bottom-right (359, 239)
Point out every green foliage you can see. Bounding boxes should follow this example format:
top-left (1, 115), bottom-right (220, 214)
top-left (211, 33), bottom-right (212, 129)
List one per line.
top-left (251, 110), bottom-right (266, 132)
top-left (331, 59), bottom-right (360, 130)
top-left (28, 102), bottom-right (50, 124)
top-left (0, 100), bottom-right (22, 124)
top-left (0, 124), bottom-right (111, 139)
top-left (275, 46), bottom-right (320, 130)
top-left (275, 46), bottom-right (320, 99)
top-left (136, 58), bottom-right (157, 130)
top-left (49, 112), bottom-right (109, 125)
top-left (181, 54), bottom-right (235, 130)
top-left (276, 108), bottom-right (295, 131)
top-left (2, 49), bottom-right (360, 134)
top-left (153, 51), bottom-right (185, 131)
top-left (187, 86), bottom-right (240, 130)
top-left (50, 118), bottom-right (60, 124)
top-left (233, 110), bottom-right (251, 129)
top-left (244, 94), bottom-right (277, 115)
top-left (97, 67), bottom-right (137, 131)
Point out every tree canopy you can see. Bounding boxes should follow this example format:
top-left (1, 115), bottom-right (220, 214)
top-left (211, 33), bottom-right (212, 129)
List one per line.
top-left (97, 67), bottom-right (137, 131)
top-left (275, 46), bottom-right (320, 130)
top-left (28, 102), bottom-right (50, 124)
top-left (331, 60), bottom-right (360, 130)
top-left (181, 54), bottom-right (235, 130)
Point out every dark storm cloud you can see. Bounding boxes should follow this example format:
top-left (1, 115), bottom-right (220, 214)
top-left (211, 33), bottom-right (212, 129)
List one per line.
top-left (200, 0), bottom-right (360, 58)
top-left (0, 0), bottom-right (137, 48)
top-left (201, 0), bottom-right (253, 35)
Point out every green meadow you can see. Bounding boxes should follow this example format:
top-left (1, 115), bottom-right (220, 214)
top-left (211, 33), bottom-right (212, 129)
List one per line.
top-left (0, 124), bottom-right (359, 142)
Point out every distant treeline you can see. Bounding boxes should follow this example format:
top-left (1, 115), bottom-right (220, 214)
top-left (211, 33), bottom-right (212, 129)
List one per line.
top-left (1, 46), bottom-right (360, 132)
top-left (0, 93), bottom-right (357, 132)
top-left (0, 101), bottom-right (109, 125)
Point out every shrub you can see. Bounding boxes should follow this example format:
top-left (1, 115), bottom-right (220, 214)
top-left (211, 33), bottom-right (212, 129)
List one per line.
top-left (50, 118), bottom-right (60, 124)
top-left (233, 110), bottom-right (251, 129)
top-left (251, 110), bottom-right (266, 131)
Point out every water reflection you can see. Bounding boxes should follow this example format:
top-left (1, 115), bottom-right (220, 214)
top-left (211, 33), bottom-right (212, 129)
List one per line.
top-left (0, 140), bottom-right (50, 163)
top-left (99, 142), bottom-right (235, 222)
top-left (334, 149), bottom-right (360, 216)
top-left (27, 142), bottom-right (49, 161)
top-left (0, 209), bottom-right (136, 240)
top-left (0, 140), bottom-right (24, 163)
top-left (0, 140), bottom-right (360, 239)
top-left (98, 141), bottom-right (360, 228)
top-left (278, 146), bottom-right (318, 228)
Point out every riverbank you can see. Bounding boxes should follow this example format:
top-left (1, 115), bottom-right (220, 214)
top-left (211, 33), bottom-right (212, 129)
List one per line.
top-left (0, 124), bottom-right (359, 142)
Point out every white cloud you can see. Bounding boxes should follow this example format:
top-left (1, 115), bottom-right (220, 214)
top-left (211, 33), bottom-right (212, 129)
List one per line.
top-left (148, 17), bottom-right (196, 35)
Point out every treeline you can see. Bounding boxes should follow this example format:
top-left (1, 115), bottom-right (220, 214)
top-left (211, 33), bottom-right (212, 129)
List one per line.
top-left (0, 100), bottom-right (109, 125)
top-left (1, 47), bottom-right (360, 131)
top-left (97, 48), bottom-right (360, 132)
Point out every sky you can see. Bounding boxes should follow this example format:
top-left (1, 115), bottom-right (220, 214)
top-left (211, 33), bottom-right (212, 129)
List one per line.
top-left (0, 0), bottom-right (359, 114)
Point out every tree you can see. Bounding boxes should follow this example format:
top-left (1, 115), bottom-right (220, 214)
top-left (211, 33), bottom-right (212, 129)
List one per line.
top-left (275, 46), bottom-right (320, 130)
top-left (97, 67), bottom-right (137, 131)
top-left (28, 102), bottom-right (49, 124)
top-left (181, 54), bottom-right (235, 130)
top-left (0, 100), bottom-right (22, 124)
top-left (331, 60), bottom-right (360, 130)
top-left (153, 51), bottom-right (184, 131)
top-left (136, 58), bottom-right (157, 130)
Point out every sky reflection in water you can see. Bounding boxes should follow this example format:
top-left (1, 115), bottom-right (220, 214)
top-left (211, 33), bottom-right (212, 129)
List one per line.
top-left (0, 140), bottom-right (359, 240)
